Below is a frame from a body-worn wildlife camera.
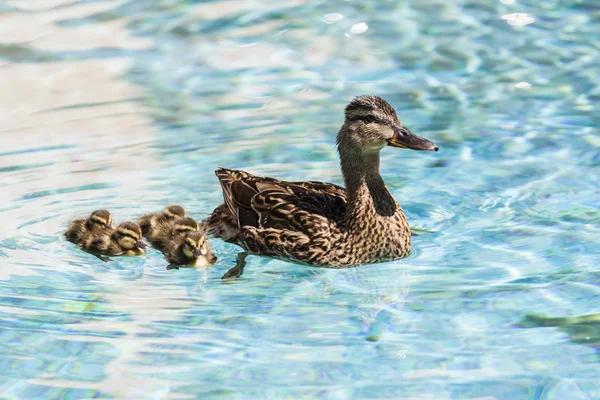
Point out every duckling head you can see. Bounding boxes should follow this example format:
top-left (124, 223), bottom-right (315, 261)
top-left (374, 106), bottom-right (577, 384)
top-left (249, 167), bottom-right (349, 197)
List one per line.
top-left (182, 230), bottom-right (217, 266)
top-left (173, 217), bottom-right (200, 234)
top-left (164, 205), bottom-right (185, 220)
top-left (338, 95), bottom-right (438, 154)
top-left (115, 222), bottom-right (147, 251)
top-left (87, 209), bottom-right (114, 229)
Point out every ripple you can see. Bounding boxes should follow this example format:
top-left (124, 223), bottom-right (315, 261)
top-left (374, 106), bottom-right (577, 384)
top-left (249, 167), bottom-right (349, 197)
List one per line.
top-left (0, 162), bottom-right (53, 174)
top-left (19, 183), bottom-right (115, 201)
top-left (0, 145), bottom-right (74, 158)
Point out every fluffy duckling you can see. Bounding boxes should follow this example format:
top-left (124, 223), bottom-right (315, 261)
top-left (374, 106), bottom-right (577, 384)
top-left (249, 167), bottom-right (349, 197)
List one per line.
top-left (65, 209), bottom-right (114, 244)
top-left (164, 230), bottom-right (217, 268)
top-left (82, 222), bottom-right (148, 257)
top-left (146, 216), bottom-right (200, 252)
top-left (138, 205), bottom-right (186, 236)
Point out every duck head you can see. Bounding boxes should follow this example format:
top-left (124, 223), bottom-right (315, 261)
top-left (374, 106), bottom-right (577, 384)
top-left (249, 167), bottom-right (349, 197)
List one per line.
top-left (115, 222), bottom-right (147, 251)
top-left (163, 205), bottom-right (186, 220)
top-left (182, 230), bottom-right (217, 266)
top-left (87, 209), bottom-right (114, 229)
top-left (173, 217), bottom-right (200, 234)
top-left (337, 95), bottom-right (438, 154)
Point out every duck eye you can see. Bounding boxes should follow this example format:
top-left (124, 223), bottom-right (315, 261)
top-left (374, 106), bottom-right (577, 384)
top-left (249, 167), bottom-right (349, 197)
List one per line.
top-left (363, 115), bottom-right (375, 124)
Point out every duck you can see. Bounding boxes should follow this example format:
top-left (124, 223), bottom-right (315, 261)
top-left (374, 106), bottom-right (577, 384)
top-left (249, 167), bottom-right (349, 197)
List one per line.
top-left (203, 95), bottom-right (439, 271)
top-left (162, 229), bottom-right (218, 269)
top-left (65, 209), bottom-right (114, 244)
top-left (81, 221), bottom-right (148, 257)
top-left (138, 205), bottom-right (186, 236)
top-left (145, 216), bottom-right (201, 252)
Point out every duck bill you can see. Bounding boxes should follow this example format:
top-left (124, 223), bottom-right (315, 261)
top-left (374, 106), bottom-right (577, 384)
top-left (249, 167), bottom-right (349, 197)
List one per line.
top-left (193, 248), bottom-right (202, 258)
top-left (136, 240), bottom-right (148, 250)
top-left (388, 125), bottom-right (439, 151)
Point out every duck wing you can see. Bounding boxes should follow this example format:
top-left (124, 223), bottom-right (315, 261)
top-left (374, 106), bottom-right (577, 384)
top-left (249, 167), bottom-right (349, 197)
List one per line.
top-left (215, 168), bottom-right (347, 233)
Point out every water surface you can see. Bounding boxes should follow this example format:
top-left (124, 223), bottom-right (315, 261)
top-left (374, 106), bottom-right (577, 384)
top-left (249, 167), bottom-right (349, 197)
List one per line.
top-left (1, 0), bottom-right (599, 398)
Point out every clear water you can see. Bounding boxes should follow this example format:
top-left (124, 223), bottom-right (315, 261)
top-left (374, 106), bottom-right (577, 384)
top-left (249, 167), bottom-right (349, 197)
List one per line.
top-left (1, 0), bottom-right (599, 398)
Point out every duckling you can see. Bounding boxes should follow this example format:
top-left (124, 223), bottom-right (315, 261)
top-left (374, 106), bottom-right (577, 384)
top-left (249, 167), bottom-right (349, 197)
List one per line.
top-left (82, 221), bottom-right (148, 257)
top-left (138, 205), bottom-right (186, 236)
top-left (65, 209), bottom-right (114, 244)
top-left (163, 230), bottom-right (218, 268)
top-left (146, 216), bottom-right (200, 252)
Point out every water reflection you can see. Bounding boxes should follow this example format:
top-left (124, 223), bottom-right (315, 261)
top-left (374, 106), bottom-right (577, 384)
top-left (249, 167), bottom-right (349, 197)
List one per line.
top-left (520, 313), bottom-right (600, 350)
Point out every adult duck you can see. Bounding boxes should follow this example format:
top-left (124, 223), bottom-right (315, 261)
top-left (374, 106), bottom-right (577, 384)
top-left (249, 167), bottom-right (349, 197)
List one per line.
top-left (203, 95), bottom-right (438, 275)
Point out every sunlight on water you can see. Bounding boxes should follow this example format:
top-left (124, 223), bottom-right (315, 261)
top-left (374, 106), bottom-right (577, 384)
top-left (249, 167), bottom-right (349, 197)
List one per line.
top-left (345, 22), bottom-right (368, 37)
top-left (322, 13), bottom-right (344, 25)
top-left (502, 12), bottom-right (535, 26)
top-left (0, 0), bottom-right (599, 398)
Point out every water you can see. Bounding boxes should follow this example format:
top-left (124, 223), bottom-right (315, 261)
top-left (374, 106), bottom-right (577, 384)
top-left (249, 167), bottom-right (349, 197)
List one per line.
top-left (1, 0), bottom-right (599, 398)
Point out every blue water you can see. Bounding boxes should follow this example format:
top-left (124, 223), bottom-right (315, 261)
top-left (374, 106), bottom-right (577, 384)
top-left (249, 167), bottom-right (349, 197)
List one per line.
top-left (1, 0), bottom-right (599, 398)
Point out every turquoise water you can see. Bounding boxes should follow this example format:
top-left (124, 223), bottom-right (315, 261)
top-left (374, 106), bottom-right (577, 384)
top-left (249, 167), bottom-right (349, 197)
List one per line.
top-left (1, 0), bottom-right (599, 398)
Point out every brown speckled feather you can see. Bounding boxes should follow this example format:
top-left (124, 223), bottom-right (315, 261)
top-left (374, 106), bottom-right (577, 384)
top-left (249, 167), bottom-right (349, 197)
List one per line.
top-left (216, 168), bottom-right (347, 233)
top-left (203, 167), bottom-right (410, 267)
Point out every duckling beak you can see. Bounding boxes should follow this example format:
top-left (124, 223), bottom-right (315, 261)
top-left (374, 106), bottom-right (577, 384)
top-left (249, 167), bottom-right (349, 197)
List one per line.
top-left (388, 125), bottom-right (439, 151)
top-left (193, 248), bottom-right (202, 258)
top-left (136, 240), bottom-right (148, 250)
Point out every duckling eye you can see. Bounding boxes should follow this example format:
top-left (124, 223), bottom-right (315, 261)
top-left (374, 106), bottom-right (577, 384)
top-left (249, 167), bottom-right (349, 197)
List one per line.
top-left (363, 115), bottom-right (376, 124)
top-left (201, 242), bottom-right (208, 256)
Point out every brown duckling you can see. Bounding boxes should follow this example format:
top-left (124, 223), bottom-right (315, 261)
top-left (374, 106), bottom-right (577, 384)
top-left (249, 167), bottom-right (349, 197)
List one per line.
top-left (81, 222), bottom-right (148, 257)
top-left (65, 209), bottom-right (114, 244)
top-left (164, 230), bottom-right (217, 268)
top-left (138, 205), bottom-right (186, 236)
top-left (146, 216), bottom-right (200, 252)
